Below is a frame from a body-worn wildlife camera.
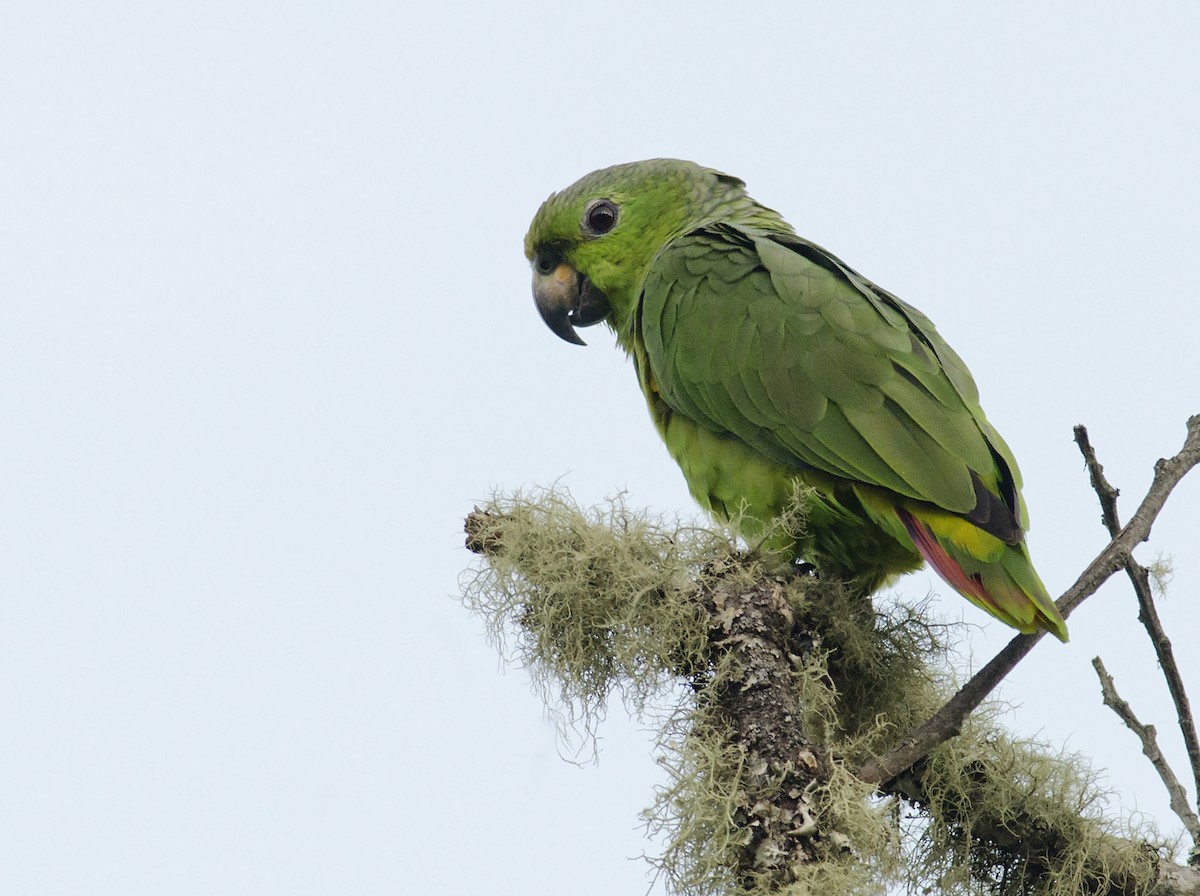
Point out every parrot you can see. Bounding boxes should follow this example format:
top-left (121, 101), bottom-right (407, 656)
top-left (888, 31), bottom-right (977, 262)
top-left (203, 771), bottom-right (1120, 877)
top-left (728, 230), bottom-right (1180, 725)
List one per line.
top-left (524, 159), bottom-right (1067, 642)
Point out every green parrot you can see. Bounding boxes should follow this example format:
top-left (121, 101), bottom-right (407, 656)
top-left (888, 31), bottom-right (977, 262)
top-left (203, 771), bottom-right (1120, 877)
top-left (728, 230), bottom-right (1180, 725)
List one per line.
top-left (524, 159), bottom-right (1067, 642)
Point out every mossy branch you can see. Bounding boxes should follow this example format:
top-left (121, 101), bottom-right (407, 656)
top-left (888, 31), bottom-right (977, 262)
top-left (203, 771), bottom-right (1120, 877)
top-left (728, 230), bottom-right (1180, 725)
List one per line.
top-left (461, 475), bottom-right (1196, 895)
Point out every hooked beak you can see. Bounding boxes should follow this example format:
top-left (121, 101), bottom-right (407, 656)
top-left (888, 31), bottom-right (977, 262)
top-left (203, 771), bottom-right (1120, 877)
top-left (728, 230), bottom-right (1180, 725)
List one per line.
top-left (532, 262), bottom-right (611, 346)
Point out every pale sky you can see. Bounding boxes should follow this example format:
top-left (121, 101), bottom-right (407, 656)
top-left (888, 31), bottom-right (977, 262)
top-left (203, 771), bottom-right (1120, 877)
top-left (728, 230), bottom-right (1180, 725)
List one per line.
top-left (2, 3), bottom-right (1198, 894)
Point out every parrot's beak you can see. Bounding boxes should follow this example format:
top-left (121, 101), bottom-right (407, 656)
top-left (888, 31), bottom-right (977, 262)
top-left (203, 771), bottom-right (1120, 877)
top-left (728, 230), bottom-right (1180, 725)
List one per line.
top-left (532, 262), bottom-right (611, 346)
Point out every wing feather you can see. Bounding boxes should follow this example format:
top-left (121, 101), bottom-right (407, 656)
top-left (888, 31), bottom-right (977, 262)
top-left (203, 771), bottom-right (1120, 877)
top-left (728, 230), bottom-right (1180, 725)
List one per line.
top-left (641, 224), bottom-right (1021, 529)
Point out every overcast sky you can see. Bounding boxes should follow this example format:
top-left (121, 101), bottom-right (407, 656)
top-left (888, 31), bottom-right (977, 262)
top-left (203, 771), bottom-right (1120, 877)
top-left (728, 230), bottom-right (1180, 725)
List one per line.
top-left (2, 2), bottom-right (1198, 894)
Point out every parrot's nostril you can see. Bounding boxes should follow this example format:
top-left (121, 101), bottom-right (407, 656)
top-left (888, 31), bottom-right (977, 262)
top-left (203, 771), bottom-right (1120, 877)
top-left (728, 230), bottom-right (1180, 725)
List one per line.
top-left (533, 251), bottom-right (558, 276)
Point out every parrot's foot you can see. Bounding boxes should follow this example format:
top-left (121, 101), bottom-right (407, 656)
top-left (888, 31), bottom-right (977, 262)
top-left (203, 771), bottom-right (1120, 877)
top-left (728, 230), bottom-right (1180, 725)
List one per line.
top-left (791, 560), bottom-right (820, 578)
top-left (765, 559), bottom-right (821, 582)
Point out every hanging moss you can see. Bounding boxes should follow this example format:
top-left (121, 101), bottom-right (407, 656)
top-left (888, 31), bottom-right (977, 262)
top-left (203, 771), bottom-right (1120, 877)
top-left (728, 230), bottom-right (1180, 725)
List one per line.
top-left (462, 487), bottom-right (721, 732)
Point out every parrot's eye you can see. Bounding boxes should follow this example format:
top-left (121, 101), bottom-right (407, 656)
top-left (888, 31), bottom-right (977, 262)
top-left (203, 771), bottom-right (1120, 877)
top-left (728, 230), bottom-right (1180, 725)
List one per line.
top-left (583, 199), bottom-right (618, 236)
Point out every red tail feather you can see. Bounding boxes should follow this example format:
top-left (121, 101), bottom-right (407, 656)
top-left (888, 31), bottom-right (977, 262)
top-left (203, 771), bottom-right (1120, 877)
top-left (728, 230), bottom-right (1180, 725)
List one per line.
top-left (896, 509), bottom-right (1002, 615)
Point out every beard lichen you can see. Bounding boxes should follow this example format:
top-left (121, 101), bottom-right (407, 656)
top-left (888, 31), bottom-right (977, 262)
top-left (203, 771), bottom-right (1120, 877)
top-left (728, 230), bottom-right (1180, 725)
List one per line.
top-left (461, 487), bottom-right (1172, 895)
top-left (461, 486), bottom-right (720, 738)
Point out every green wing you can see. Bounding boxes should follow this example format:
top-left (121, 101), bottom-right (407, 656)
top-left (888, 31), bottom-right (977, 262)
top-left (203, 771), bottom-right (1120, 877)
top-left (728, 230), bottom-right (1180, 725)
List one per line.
top-left (639, 223), bottom-right (1025, 535)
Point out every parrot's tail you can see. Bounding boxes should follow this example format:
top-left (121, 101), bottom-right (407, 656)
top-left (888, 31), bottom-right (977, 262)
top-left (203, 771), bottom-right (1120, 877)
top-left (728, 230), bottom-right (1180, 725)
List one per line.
top-left (896, 508), bottom-right (1069, 642)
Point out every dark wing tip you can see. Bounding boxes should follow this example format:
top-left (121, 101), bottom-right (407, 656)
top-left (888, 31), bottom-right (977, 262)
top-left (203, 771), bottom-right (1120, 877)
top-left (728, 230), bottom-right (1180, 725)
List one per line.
top-left (965, 470), bottom-right (1022, 544)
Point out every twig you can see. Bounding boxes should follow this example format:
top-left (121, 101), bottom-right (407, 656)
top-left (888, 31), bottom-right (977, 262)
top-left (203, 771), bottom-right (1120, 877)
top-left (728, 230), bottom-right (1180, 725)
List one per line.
top-left (1074, 425), bottom-right (1123, 534)
top-left (1092, 657), bottom-right (1200, 851)
top-left (1075, 425), bottom-right (1200, 819)
top-left (857, 414), bottom-right (1200, 787)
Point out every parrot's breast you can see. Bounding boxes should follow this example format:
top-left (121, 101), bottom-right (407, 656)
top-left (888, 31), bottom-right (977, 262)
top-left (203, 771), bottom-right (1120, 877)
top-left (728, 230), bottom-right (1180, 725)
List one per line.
top-left (634, 358), bottom-right (793, 532)
top-left (640, 371), bottom-right (921, 589)
top-left (660, 402), bottom-right (796, 532)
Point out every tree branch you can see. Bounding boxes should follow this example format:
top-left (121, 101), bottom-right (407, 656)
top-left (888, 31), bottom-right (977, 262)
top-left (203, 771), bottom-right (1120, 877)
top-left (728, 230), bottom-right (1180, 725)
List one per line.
top-left (1092, 657), bottom-right (1200, 850)
top-left (879, 753), bottom-right (1200, 896)
top-left (1075, 425), bottom-right (1200, 827)
top-left (857, 415), bottom-right (1200, 789)
top-left (693, 572), bottom-right (836, 890)
top-left (1074, 425), bottom-right (1123, 535)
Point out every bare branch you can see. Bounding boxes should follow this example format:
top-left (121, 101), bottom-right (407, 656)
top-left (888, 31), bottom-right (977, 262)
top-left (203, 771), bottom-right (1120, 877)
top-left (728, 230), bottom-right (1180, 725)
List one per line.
top-left (1074, 425), bottom-right (1123, 535)
top-left (1130, 562), bottom-right (1200, 815)
top-left (1092, 657), bottom-right (1200, 851)
top-left (858, 415), bottom-right (1200, 788)
top-left (1075, 425), bottom-right (1200, 820)
top-left (1075, 424), bottom-right (1128, 537)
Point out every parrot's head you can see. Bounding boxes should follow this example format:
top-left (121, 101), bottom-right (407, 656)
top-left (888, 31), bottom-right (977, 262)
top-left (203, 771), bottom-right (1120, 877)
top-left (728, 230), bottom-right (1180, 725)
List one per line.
top-left (524, 158), bottom-right (785, 346)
